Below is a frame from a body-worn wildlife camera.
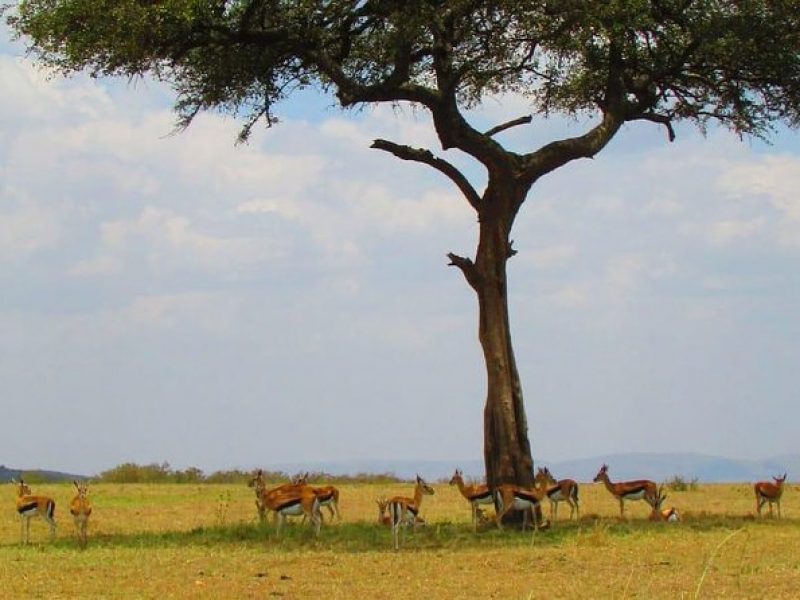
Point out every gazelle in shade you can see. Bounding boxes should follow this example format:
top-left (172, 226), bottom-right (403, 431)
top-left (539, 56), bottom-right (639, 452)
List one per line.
top-left (70, 481), bottom-right (93, 547)
top-left (494, 484), bottom-right (545, 531)
top-left (593, 464), bottom-right (658, 519)
top-left (534, 467), bottom-right (580, 522)
top-left (387, 475), bottom-right (435, 550)
top-left (449, 468), bottom-right (494, 532)
top-left (648, 485), bottom-right (680, 522)
top-left (755, 473), bottom-right (787, 518)
top-left (12, 479), bottom-right (56, 544)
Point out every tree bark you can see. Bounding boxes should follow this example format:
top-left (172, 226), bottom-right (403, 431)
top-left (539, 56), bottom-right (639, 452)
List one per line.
top-left (458, 178), bottom-right (535, 490)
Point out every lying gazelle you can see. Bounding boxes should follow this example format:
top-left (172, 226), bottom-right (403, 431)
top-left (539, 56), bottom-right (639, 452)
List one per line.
top-left (494, 484), bottom-right (545, 531)
top-left (70, 480), bottom-right (93, 547)
top-left (12, 478), bottom-right (56, 544)
top-left (593, 464), bottom-right (658, 519)
top-left (648, 485), bottom-right (680, 523)
top-left (387, 475), bottom-right (435, 550)
top-left (534, 467), bottom-right (580, 522)
top-left (449, 468), bottom-right (493, 532)
top-left (755, 473), bottom-right (787, 518)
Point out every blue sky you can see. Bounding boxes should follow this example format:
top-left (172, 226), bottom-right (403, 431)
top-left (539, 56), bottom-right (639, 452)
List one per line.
top-left (1, 19), bottom-right (799, 475)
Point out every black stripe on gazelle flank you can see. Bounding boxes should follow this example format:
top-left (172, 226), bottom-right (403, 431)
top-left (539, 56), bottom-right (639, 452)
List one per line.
top-left (470, 490), bottom-right (493, 502)
top-left (621, 486), bottom-right (648, 498)
top-left (274, 497), bottom-right (302, 512)
top-left (18, 502), bottom-right (39, 514)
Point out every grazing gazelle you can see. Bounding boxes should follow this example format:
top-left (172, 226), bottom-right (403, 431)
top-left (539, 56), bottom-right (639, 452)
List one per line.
top-left (534, 467), bottom-right (580, 522)
top-left (593, 464), bottom-right (658, 519)
top-left (648, 486), bottom-right (680, 523)
top-left (494, 484), bottom-right (545, 531)
top-left (12, 479), bottom-right (56, 544)
top-left (755, 473), bottom-right (787, 518)
top-left (449, 468), bottom-right (493, 532)
top-left (387, 475), bottom-right (435, 550)
top-left (70, 481), bottom-right (93, 547)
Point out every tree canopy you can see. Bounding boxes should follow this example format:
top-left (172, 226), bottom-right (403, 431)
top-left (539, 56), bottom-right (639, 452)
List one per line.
top-left (10, 1), bottom-right (800, 154)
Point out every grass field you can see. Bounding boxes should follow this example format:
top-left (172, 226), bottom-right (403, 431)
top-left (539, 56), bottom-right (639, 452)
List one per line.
top-left (2, 480), bottom-right (799, 598)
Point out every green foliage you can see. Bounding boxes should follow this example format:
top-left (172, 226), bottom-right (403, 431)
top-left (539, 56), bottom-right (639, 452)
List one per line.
top-left (94, 462), bottom-right (405, 484)
top-left (665, 474), bottom-right (700, 492)
top-left (7, 0), bottom-right (800, 143)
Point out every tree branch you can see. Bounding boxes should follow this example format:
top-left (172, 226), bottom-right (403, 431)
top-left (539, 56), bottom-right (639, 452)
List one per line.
top-left (370, 139), bottom-right (482, 211)
top-left (447, 252), bottom-right (480, 290)
top-left (631, 113), bottom-right (676, 142)
top-left (484, 115), bottom-right (532, 138)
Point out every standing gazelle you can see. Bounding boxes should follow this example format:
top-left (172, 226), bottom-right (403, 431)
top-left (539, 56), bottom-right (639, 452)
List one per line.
top-left (534, 467), bottom-right (580, 522)
top-left (12, 479), bottom-right (56, 544)
top-left (70, 481), bottom-right (92, 547)
top-left (755, 473), bottom-right (787, 518)
top-left (449, 468), bottom-right (493, 532)
top-left (593, 464), bottom-right (658, 519)
top-left (494, 484), bottom-right (545, 531)
top-left (387, 475), bottom-right (435, 550)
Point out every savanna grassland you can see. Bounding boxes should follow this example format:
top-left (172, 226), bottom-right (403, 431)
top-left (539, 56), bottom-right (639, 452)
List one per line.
top-left (2, 480), bottom-right (799, 599)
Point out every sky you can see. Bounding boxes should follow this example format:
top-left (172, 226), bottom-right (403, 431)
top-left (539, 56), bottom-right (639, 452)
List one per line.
top-left (1, 19), bottom-right (799, 476)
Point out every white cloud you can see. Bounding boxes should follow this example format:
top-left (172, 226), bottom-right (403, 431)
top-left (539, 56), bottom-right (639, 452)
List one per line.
top-left (524, 244), bottom-right (577, 270)
top-left (0, 195), bottom-right (61, 261)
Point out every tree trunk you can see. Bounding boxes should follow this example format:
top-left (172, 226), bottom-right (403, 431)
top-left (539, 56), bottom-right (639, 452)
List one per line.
top-left (473, 180), bottom-right (534, 490)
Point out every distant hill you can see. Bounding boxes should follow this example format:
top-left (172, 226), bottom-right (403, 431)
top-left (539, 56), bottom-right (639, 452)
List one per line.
top-left (261, 452), bottom-right (800, 483)
top-left (0, 465), bottom-right (86, 483)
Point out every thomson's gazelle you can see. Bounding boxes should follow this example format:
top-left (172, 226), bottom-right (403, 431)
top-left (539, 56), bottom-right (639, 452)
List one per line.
top-left (12, 479), bottom-right (56, 544)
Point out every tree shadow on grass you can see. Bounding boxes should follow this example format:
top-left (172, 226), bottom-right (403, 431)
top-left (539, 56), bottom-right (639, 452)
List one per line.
top-left (3, 515), bottom-right (795, 553)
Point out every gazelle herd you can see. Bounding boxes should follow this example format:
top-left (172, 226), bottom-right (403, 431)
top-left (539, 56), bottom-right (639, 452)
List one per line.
top-left (7, 466), bottom-right (792, 548)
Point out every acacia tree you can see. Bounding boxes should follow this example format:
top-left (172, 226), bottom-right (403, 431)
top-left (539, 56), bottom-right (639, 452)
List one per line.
top-left (9, 0), bottom-right (800, 489)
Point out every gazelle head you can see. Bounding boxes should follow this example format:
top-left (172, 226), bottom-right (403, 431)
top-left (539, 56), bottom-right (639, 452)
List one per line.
top-left (416, 475), bottom-right (435, 496)
top-left (593, 464), bottom-right (610, 483)
top-left (11, 478), bottom-right (31, 497)
top-left (292, 472), bottom-right (309, 485)
top-left (376, 497), bottom-right (388, 515)
top-left (248, 469), bottom-right (265, 491)
top-left (535, 467), bottom-right (557, 487)
top-left (73, 480), bottom-right (89, 498)
top-left (774, 473), bottom-right (787, 486)
top-left (449, 469), bottom-right (464, 486)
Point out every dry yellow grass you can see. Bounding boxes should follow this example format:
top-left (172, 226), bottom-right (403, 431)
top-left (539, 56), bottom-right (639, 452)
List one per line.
top-left (1, 481), bottom-right (799, 598)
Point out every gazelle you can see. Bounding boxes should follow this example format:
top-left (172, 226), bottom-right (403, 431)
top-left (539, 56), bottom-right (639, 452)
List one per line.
top-left (387, 475), bottom-right (435, 550)
top-left (376, 497), bottom-right (391, 526)
top-left (310, 485), bottom-right (341, 522)
top-left (249, 469), bottom-right (305, 524)
top-left (263, 485), bottom-right (322, 535)
top-left (755, 473), bottom-right (787, 518)
top-left (593, 464), bottom-right (658, 519)
top-left (70, 480), bottom-right (93, 547)
top-left (494, 484), bottom-right (545, 531)
top-left (648, 485), bottom-right (680, 522)
top-left (534, 467), bottom-right (580, 522)
top-left (12, 479), bottom-right (56, 544)
top-left (449, 468), bottom-right (494, 532)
